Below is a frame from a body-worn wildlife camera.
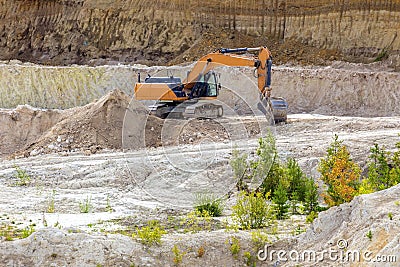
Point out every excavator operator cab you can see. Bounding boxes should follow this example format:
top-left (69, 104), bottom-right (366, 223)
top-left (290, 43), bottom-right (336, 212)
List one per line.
top-left (189, 71), bottom-right (220, 99)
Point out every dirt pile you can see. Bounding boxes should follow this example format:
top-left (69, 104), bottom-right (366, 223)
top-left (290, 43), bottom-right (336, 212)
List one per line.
top-left (0, 105), bottom-right (63, 158)
top-left (3, 90), bottom-right (144, 157)
top-left (12, 90), bottom-right (133, 157)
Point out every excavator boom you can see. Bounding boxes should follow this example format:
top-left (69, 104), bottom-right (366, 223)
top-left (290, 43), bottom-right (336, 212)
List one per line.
top-left (185, 47), bottom-right (273, 98)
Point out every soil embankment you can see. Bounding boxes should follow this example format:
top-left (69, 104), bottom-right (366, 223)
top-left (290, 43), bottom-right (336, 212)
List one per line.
top-left (1, 0), bottom-right (400, 66)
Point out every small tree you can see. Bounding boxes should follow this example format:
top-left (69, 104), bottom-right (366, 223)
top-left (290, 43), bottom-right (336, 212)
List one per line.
top-left (304, 178), bottom-right (319, 213)
top-left (290, 191), bottom-right (300, 214)
top-left (368, 144), bottom-right (392, 190)
top-left (286, 158), bottom-right (308, 201)
top-left (230, 132), bottom-right (278, 193)
top-left (273, 182), bottom-right (289, 219)
top-left (318, 135), bottom-right (360, 207)
top-left (258, 159), bottom-right (287, 197)
top-left (230, 148), bottom-right (250, 191)
top-left (390, 138), bottom-right (400, 185)
top-left (357, 179), bottom-right (375, 195)
top-left (367, 143), bottom-right (400, 191)
top-left (254, 134), bottom-right (284, 196)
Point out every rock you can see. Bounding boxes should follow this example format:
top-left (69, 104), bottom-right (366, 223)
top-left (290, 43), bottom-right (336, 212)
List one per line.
top-left (270, 184), bottom-right (400, 265)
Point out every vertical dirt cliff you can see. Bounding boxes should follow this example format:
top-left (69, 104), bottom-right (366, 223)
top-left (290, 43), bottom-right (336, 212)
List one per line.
top-left (1, 0), bottom-right (400, 65)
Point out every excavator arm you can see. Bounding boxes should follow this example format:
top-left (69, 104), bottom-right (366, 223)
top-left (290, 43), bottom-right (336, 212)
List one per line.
top-left (185, 47), bottom-right (273, 98)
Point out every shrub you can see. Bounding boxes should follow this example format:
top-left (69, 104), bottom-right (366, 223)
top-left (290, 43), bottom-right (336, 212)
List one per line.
top-left (194, 193), bottom-right (224, 217)
top-left (228, 236), bottom-right (241, 259)
top-left (254, 134), bottom-right (281, 195)
top-left (231, 133), bottom-right (279, 193)
top-left (232, 192), bottom-right (274, 229)
top-left (13, 165), bottom-right (31, 186)
top-left (47, 190), bottom-right (56, 213)
top-left (243, 251), bottom-right (256, 267)
top-left (79, 195), bottom-right (92, 213)
top-left (21, 224), bottom-right (35, 238)
top-left (306, 211), bottom-right (318, 223)
top-left (366, 230), bottom-right (373, 241)
top-left (179, 210), bottom-right (212, 233)
top-left (134, 220), bottom-right (166, 246)
top-left (197, 246), bottom-right (205, 257)
top-left (172, 244), bottom-right (185, 265)
top-left (318, 135), bottom-right (360, 206)
top-left (258, 159), bottom-right (286, 197)
top-left (250, 229), bottom-right (270, 250)
top-left (357, 179), bottom-right (375, 195)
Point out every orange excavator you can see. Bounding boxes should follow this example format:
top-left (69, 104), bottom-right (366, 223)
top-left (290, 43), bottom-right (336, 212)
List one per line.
top-left (134, 47), bottom-right (288, 122)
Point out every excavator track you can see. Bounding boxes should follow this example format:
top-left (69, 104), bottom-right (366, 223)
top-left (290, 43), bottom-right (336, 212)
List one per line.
top-left (150, 100), bottom-right (223, 119)
top-left (183, 101), bottom-right (223, 119)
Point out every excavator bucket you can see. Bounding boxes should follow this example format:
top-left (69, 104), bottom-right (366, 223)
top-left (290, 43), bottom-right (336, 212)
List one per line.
top-left (269, 97), bottom-right (288, 123)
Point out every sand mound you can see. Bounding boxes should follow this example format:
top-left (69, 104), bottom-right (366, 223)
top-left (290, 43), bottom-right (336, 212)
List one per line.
top-left (7, 90), bottom-right (166, 158)
top-left (13, 90), bottom-right (131, 157)
top-left (0, 105), bottom-right (63, 158)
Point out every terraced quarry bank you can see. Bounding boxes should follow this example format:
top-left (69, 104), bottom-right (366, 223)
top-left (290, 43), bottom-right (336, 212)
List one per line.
top-left (1, 0), bottom-right (400, 66)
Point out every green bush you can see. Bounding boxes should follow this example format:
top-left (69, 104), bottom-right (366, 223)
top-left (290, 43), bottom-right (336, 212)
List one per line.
top-left (172, 244), bottom-right (185, 265)
top-left (21, 224), bottom-right (35, 238)
top-left (232, 192), bottom-right (274, 229)
top-left (230, 133), bottom-right (280, 195)
top-left (179, 210), bottom-right (212, 233)
top-left (306, 211), bottom-right (318, 223)
top-left (79, 195), bottom-right (92, 213)
top-left (13, 165), bottom-right (31, 186)
top-left (254, 134), bottom-right (281, 195)
top-left (243, 251), bottom-right (256, 267)
top-left (194, 193), bottom-right (224, 217)
top-left (133, 220), bottom-right (166, 246)
top-left (228, 236), bottom-right (241, 259)
top-left (366, 230), bottom-right (373, 241)
top-left (250, 229), bottom-right (270, 250)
